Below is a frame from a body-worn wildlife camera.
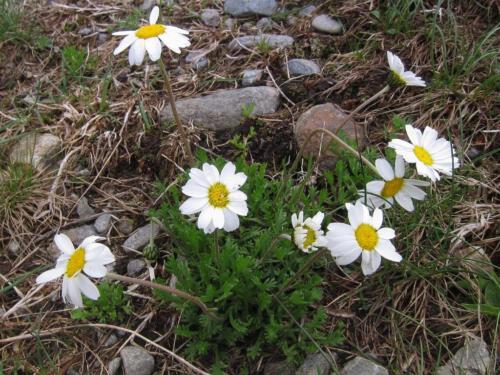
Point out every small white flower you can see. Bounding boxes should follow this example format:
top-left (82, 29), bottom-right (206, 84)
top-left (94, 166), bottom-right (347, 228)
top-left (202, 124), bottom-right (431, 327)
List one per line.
top-left (36, 234), bottom-right (115, 307)
top-left (291, 211), bottom-right (328, 253)
top-left (388, 124), bottom-right (460, 181)
top-left (113, 6), bottom-right (190, 66)
top-left (358, 155), bottom-right (430, 212)
top-left (387, 51), bottom-right (426, 87)
top-left (179, 162), bottom-right (248, 234)
top-left (326, 202), bottom-right (402, 276)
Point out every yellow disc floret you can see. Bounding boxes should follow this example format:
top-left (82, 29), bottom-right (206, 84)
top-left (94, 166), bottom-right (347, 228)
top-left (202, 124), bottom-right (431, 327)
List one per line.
top-left (302, 225), bottom-right (317, 249)
top-left (381, 178), bottom-right (404, 198)
top-left (355, 224), bottom-right (379, 251)
top-left (208, 182), bottom-right (230, 208)
top-left (66, 247), bottom-right (86, 278)
top-left (135, 24), bottom-right (166, 39)
top-left (413, 146), bottom-right (433, 166)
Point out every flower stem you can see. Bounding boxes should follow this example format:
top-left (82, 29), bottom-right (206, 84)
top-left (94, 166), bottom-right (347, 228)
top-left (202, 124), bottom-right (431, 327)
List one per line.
top-left (158, 59), bottom-right (194, 165)
top-left (106, 272), bottom-right (220, 320)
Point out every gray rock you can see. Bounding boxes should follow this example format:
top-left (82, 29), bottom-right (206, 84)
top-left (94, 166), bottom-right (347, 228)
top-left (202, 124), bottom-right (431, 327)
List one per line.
top-left (7, 239), bottom-right (20, 255)
top-left (127, 259), bottom-right (146, 277)
top-left (98, 331), bottom-right (118, 347)
top-left (437, 337), bottom-right (491, 375)
top-left (62, 225), bottom-right (98, 246)
top-left (224, 18), bottom-right (236, 30)
top-left (161, 86), bottom-right (280, 130)
top-left (285, 59), bottom-right (321, 76)
top-left (76, 196), bottom-right (95, 219)
top-left (264, 360), bottom-right (295, 375)
top-left (294, 103), bottom-right (365, 168)
top-left (94, 213), bottom-right (113, 234)
top-left (296, 352), bottom-right (333, 375)
top-left (287, 15), bottom-right (298, 26)
top-left (256, 17), bottom-right (274, 31)
top-left (108, 358), bottom-right (122, 375)
top-left (299, 5), bottom-right (316, 17)
top-left (225, 0), bottom-right (278, 17)
top-left (123, 223), bottom-right (161, 253)
top-left (341, 356), bottom-right (388, 375)
top-left (98, 32), bottom-right (109, 45)
top-left (78, 27), bottom-right (92, 36)
top-left (201, 8), bottom-right (220, 27)
top-left (140, 0), bottom-right (156, 11)
top-left (118, 217), bottom-right (135, 235)
top-left (185, 51), bottom-right (209, 70)
top-left (120, 346), bottom-right (155, 375)
top-left (242, 69), bottom-right (264, 87)
top-left (312, 14), bottom-right (343, 34)
top-left (229, 34), bottom-right (294, 50)
top-left (9, 133), bottom-right (61, 171)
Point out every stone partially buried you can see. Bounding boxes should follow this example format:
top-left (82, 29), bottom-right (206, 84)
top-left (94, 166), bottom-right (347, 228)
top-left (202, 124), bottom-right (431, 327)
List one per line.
top-left (161, 86), bottom-right (280, 130)
top-left (224, 0), bottom-right (278, 17)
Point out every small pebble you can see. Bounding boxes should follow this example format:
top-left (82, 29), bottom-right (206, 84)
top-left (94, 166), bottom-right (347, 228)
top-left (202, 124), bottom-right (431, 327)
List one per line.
top-left (94, 213), bottom-right (113, 234)
top-left (118, 217), bottom-right (135, 235)
top-left (127, 259), bottom-right (146, 277)
top-left (312, 14), bottom-right (343, 34)
top-left (201, 8), bottom-right (221, 27)
top-left (108, 358), bottom-right (122, 375)
top-left (242, 69), bottom-right (264, 87)
top-left (76, 196), bottom-right (95, 219)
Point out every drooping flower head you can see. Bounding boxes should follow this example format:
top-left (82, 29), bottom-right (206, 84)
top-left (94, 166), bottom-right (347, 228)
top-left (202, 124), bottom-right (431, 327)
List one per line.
top-left (180, 162), bottom-right (248, 234)
top-left (358, 156), bottom-right (430, 212)
top-left (36, 234), bottom-right (115, 307)
top-left (387, 51), bottom-right (426, 87)
top-left (388, 125), bottom-right (459, 181)
top-left (326, 202), bottom-right (402, 275)
top-left (291, 211), bottom-right (328, 253)
top-left (113, 6), bottom-right (190, 66)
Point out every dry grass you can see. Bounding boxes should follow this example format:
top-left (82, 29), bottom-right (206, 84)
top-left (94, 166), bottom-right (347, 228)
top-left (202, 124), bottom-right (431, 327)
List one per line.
top-left (0, 0), bottom-right (498, 374)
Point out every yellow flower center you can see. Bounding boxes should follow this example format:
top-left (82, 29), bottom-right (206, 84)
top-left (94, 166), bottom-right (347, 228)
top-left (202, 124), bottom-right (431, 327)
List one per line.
top-left (381, 178), bottom-right (404, 198)
top-left (414, 146), bottom-right (434, 166)
top-left (135, 24), bottom-right (166, 39)
top-left (66, 247), bottom-right (86, 278)
top-left (390, 71), bottom-right (407, 86)
top-left (355, 224), bottom-right (379, 251)
top-left (208, 182), bottom-right (229, 208)
top-left (302, 225), bottom-right (317, 249)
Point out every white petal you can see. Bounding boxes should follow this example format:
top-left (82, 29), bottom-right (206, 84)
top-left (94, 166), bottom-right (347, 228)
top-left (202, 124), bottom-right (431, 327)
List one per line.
top-left (66, 277), bottom-right (83, 307)
top-left (54, 234), bottom-right (75, 255)
top-left (113, 30), bottom-right (134, 36)
top-left (158, 33), bottom-right (181, 53)
top-left (36, 267), bottom-right (65, 284)
top-left (223, 209), bottom-right (240, 232)
top-left (375, 158), bottom-right (394, 181)
top-left (388, 51), bottom-right (404, 74)
top-left (395, 192), bottom-right (415, 211)
top-left (80, 236), bottom-right (104, 248)
top-left (202, 163), bottom-right (220, 184)
top-left (335, 248), bottom-right (362, 265)
top-left (361, 251), bottom-right (381, 275)
top-left (61, 276), bottom-right (68, 303)
top-left (401, 184), bottom-right (427, 200)
top-left (149, 6), bottom-right (160, 24)
top-left (394, 155), bottom-right (405, 178)
top-left (129, 39), bottom-right (146, 66)
top-left (197, 206), bottom-right (214, 230)
top-left (189, 168), bottom-right (210, 187)
top-left (378, 228), bottom-right (395, 240)
top-left (113, 34), bottom-right (137, 55)
top-left (326, 223), bottom-right (353, 237)
top-left (311, 212), bottom-right (324, 225)
top-left (167, 25), bottom-right (190, 35)
top-left (228, 191), bottom-right (247, 202)
top-left (291, 213), bottom-right (298, 228)
top-left (376, 240), bottom-right (402, 262)
top-left (347, 202), bottom-right (364, 228)
top-left (212, 208), bottom-right (224, 229)
top-left (405, 125), bottom-right (422, 146)
top-left (328, 239), bottom-right (358, 257)
top-left (366, 180), bottom-right (385, 195)
top-left (227, 201), bottom-right (248, 216)
top-left (76, 274), bottom-right (100, 300)
top-left (182, 180), bottom-right (209, 198)
top-left (180, 197), bottom-right (208, 215)
top-left (145, 37), bottom-right (162, 61)
top-left (85, 245), bottom-right (115, 265)
top-left (422, 127), bottom-right (439, 149)
top-left (83, 262), bottom-right (108, 278)
top-left (220, 162), bottom-right (236, 184)
top-left (371, 208), bottom-right (383, 229)
top-left (388, 139), bottom-right (414, 154)
top-left (224, 172), bottom-right (247, 192)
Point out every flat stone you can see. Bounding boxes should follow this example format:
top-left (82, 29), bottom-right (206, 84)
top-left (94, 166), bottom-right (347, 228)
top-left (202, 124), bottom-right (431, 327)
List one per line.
top-left (224, 18), bottom-right (236, 30)
top-left (9, 133), bottom-right (61, 171)
top-left (127, 259), bottom-right (146, 277)
top-left (224, 0), bottom-right (278, 17)
top-left (161, 86), bottom-right (280, 130)
top-left (437, 337), bottom-right (491, 375)
top-left (185, 51), bottom-right (209, 70)
top-left (312, 14), bottom-right (343, 34)
top-left (229, 34), bottom-right (294, 50)
top-left (341, 356), bottom-right (388, 375)
top-left (285, 59), bottom-right (321, 76)
top-left (201, 8), bottom-right (220, 27)
top-left (242, 69), bottom-right (264, 87)
top-left (294, 103), bottom-right (365, 167)
top-left (264, 360), bottom-right (295, 375)
top-left (63, 225), bottom-right (98, 246)
top-left (120, 346), bottom-right (155, 375)
top-left (94, 213), bottom-right (113, 234)
top-left (118, 217), bottom-right (135, 235)
top-left (256, 17), bottom-right (274, 31)
top-left (76, 196), bottom-right (95, 219)
top-left (123, 223), bottom-right (161, 253)
top-left (296, 352), bottom-right (333, 375)
top-left (299, 5), bottom-right (316, 17)
top-left (108, 357), bottom-right (122, 375)
top-left (78, 27), bottom-right (92, 35)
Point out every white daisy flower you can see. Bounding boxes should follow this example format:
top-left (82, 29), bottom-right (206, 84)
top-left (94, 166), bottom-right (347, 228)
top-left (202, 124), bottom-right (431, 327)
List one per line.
top-left (387, 51), bottom-right (426, 87)
top-left (326, 202), bottom-right (402, 276)
top-left (388, 124), bottom-right (460, 182)
top-left (113, 6), bottom-right (190, 66)
top-left (291, 211), bottom-right (328, 253)
top-left (36, 234), bottom-right (115, 307)
top-left (179, 162), bottom-right (248, 234)
top-left (358, 155), bottom-right (430, 212)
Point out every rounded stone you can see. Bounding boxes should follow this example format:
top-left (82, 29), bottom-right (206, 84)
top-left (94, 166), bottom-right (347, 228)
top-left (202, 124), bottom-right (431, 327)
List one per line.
top-left (201, 8), bottom-right (220, 27)
top-left (285, 59), bottom-right (321, 76)
top-left (312, 14), bottom-right (343, 34)
top-left (120, 346), bottom-right (155, 375)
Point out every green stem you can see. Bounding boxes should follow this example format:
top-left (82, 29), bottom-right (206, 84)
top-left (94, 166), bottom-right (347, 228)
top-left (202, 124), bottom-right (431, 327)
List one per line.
top-left (106, 272), bottom-right (220, 320)
top-left (158, 59), bottom-right (194, 165)
top-left (259, 233), bottom-right (292, 263)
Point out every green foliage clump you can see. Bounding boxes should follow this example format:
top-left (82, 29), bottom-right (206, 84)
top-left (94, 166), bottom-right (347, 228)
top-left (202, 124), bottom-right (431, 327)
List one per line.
top-left (71, 282), bottom-right (132, 324)
top-left (153, 155), bottom-right (344, 372)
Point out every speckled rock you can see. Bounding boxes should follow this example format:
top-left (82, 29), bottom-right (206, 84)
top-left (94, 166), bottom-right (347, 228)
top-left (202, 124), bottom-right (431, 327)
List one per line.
top-left (185, 50), bottom-right (209, 70)
top-left (118, 217), bottom-right (135, 235)
top-left (94, 213), bottom-right (113, 234)
top-left (123, 222), bottom-right (161, 253)
top-left (299, 5), bottom-right (316, 17)
top-left (76, 196), bottom-right (95, 219)
top-left (312, 14), bottom-right (343, 34)
top-left (242, 69), bottom-right (264, 87)
top-left (285, 59), bottom-right (321, 76)
top-left (341, 356), bottom-right (388, 375)
top-left (161, 87), bottom-right (280, 130)
top-left (62, 225), bottom-right (98, 245)
top-left (9, 133), bottom-right (61, 171)
top-left (127, 259), bottom-right (146, 277)
top-left (437, 337), bottom-right (491, 375)
top-left (229, 34), bottom-right (294, 50)
top-left (201, 8), bottom-right (220, 27)
top-left (224, 0), bottom-right (278, 17)
top-left (256, 17), bottom-right (274, 31)
top-left (296, 352), bottom-right (334, 375)
top-left (120, 346), bottom-right (154, 375)
top-left (108, 357), bottom-right (122, 375)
